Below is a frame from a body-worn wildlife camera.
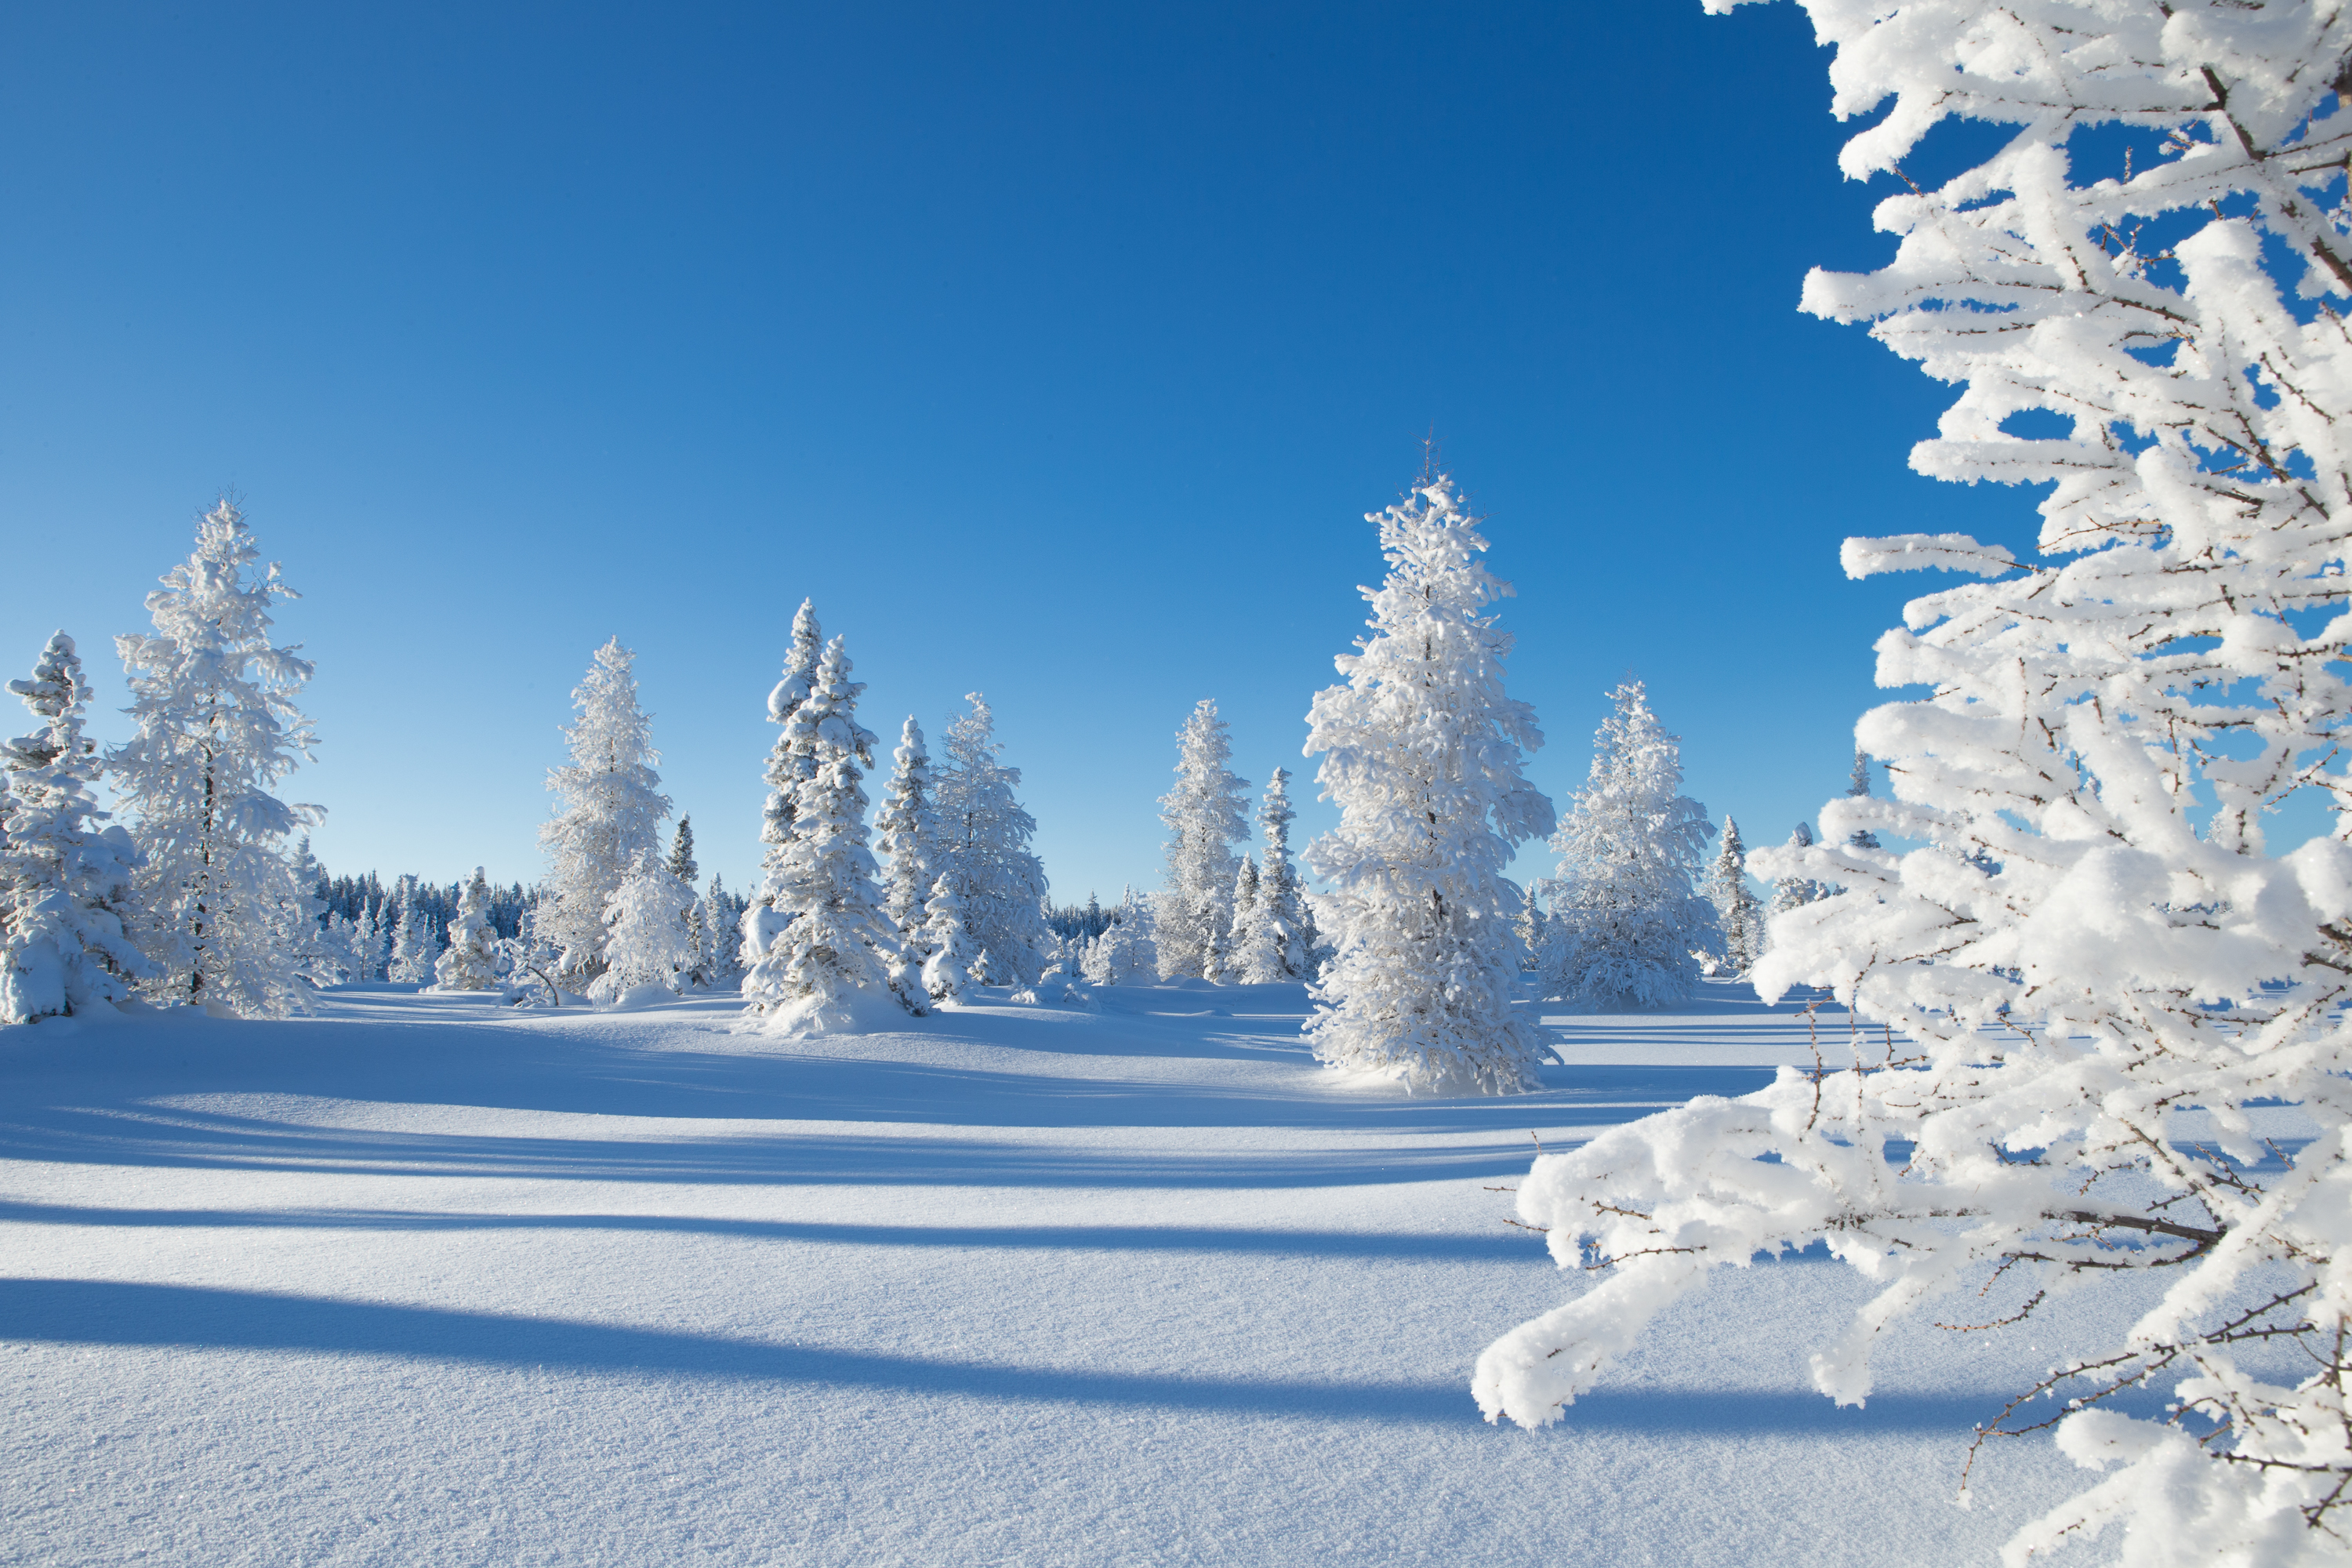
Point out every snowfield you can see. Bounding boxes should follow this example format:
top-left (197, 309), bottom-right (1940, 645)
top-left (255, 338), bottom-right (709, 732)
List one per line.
top-left (0, 982), bottom-right (2150, 1566)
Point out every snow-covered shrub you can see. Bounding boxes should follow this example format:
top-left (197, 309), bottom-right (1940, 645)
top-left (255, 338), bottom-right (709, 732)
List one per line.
top-left (1541, 681), bottom-right (1715, 1009)
top-left (1157, 699), bottom-right (1250, 981)
top-left (933, 693), bottom-right (1051, 984)
top-left (1302, 470), bottom-right (1555, 1096)
top-left (0, 632), bottom-right (153, 1022)
top-left (432, 868), bottom-right (501, 992)
top-left (1481, 6), bottom-right (2352, 1559)
top-left (111, 499), bottom-right (321, 1017)
top-left (539, 639), bottom-right (670, 984)
top-left (741, 637), bottom-right (924, 1029)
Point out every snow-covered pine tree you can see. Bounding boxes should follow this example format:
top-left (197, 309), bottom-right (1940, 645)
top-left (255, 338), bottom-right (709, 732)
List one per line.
top-left (1155, 699), bottom-right (1250, 981)
top-left (591, 852), bottom-right (696, 1003)
top-left (741, 637), bottom-right (923, 1028)
top-left (875, 716), bottom-right (939, 949)
top-left (0, 632), bottom-right (153, 1022)
top-left (667, 816), bottom-right (698, 887)
top-left (919, 874), bottom-right (973, 1004)
top-left (700, 873), bottom-right (744, 984)
top-left (1766, 822), bottom-right (1826, 919)
top-left (388, 880), bottom-right (434, 985)
top-left (933, 693), bottom-right (1051, 984)
top-left (1082, 885), bottom-right (1159, 986)
top-left (1242, 768), bottom-right (1312, 983)
top-left (1224, 855), bottom-right (1259, 980)
top-left (432, 867), bottom-right (500, 992)
top-left (1842, 750), bottom-right (1879, 851)
top-left (1301, 470), bottom-right (1555, 1095)
top-left (1515, 881), bottom-right (1546, 974)
top-left (538, 638), bottom-right (670, 983)
top-left (1701, 816), bottom-right (1764, 978)
top-left (352, 897), bottom-right (388, 982)
top-left (1480, 11), bottom-right (2352, 1560)
top-left (1541, 681), bottom-right (1716, 1010)
top-left (750, 598), bottom-right (824, 926)
top-left (111, 499), bottom-right (321, 1016)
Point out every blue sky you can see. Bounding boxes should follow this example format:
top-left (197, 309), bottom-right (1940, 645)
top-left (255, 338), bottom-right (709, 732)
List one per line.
top-left (0, 2), bottom-right (2049, 902)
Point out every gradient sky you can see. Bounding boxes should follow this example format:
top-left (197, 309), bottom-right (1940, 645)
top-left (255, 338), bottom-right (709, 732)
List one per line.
top-left (0, 2), bottom-right (2052, 902)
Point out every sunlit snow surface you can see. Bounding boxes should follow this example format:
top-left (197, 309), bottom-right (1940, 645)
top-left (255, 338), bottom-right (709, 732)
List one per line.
top-left (0, 981), bottom-right (2138, 1565)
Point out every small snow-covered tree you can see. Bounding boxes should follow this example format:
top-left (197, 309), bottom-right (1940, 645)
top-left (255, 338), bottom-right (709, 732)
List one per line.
top-left (919, 874), bottom-right (974, 1004)
top-left (666, 816), bottom-right (698, 887)
top-left (1240, 769), bottom-right (1313, 983)
top-left (699, 873), bottom-right (744, 985)
top-left (1701, 816), bottom-right (1765, 978)
top-left (742, 637), bottom-right (924, 1028)
top-left (351, 897), bottom-right (389, 982)
top-left (591, 853), bottom-right (696, 1002)
top-left (539, 638), bottom-right (670, 982)
top-left (1765, 821), bottom-right (1828, 919)
top-left (934, 693), bottom-right (1051, 984)
top-left (388, 879), bottom-right (434, 985)
top-left (1514, 881), bottom-right (1546, 974)
top-left (1478, 9), bottom-right (2352, 1561)
top-left (1842, 750), bottom-right (1879, 851)
top-left (875, 716), bottom-right (939, 947)
top-left (111, 499), bottom-right (321, 1016)
top-left (0, 632), bottom-right (153, 1022)
top-left (432, 867), bottom-right (500, 992)
top-left (1225, 855), bottom-right (1259, 978)
top-left (1302, 470), bottom-right (1556, 1096)
top-left (1157, 699), bottom-right (1250, 981)
top-left (1083, 885), bottom-right (1159, 986)
top-left (1541, 681), bottom-right (1715, 1009)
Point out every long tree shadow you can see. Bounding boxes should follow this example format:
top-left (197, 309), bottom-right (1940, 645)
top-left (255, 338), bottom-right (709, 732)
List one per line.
top-left (0, 1277), bottom-right (2009, 1436)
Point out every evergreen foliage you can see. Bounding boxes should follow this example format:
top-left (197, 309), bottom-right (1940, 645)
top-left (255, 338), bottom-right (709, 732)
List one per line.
top-left (1301, 470), bottom-right (1555, 1095)
top-left (432, 868), bottom-right (501, 992)
top-left (1701, 816), bottom-right (1765, 978)
top-left (0, 632), bottom-right (153, 1022)
top-left (111, 499), bottom-right (320, 1017)
top-left (875, 716), bottom-right (939, 948)
top-left (933, 693), bottom-right (1050, 984)
top-left (1541, 681), bottom-right (1716, 1010)
top-left (1156, 699), bottom-right (1250, 981)
top-left (538, 638), bottom-right (670, 982)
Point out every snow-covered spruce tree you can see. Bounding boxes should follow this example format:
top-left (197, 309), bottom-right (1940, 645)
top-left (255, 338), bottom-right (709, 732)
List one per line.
top-left (1240, 768), bottom-right (1313, 983)
top-left (1765, 821), bottom-right (1828, 919)
top-left (1301, 471), bottom-right (1555, 1096)
top-left (1481, 8), bottom-right (2352, 1560)
top-left (1842, 749), bottom-right (1879, 851)
top-left (1515, 881), bottom-right (1546, 974)
top-left (934, 693), bottom-right (1051, 984)
top-left (667, 816), bottom-right (698, 887)
top-left (745, 598), bottom-right (823, 957)
top-left (1701, 816), bottom-right (1764, 978)
top-left (875, 716), bottom-right (939, 948)
top-left (538, 638), bottom-right (670, 983)
top-left (432, 868), bottom-right (500, 992)
top-left (1083, 885), bottom-right (1159, 986)
top-left (0, 633), bottom-right (153, 1022)
top-left (111, 500), bottom-right (321, 1016)
top-left (1541, 681), bottom-right (1716, 1010)
top-left (591, 853), bottom-right (696, 1003)
top-left (388, 879), bottom-right (434, 985)
top-left (1225, 855), bottom-right (1259, 978)
top-left (742, 637), bottom-right (924, 1028)
top-left (1156, 699), bottom-right (1250, 981)
top-left (699, 873), bottom-right (744, 985)
top-left (919, 874), bottom-right (974, 1004)
top-left (351, 897), bottom-right (388, 982)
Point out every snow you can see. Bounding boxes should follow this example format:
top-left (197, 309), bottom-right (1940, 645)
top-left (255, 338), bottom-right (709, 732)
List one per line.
top-left (0, 980), bottom-right (2136, 1564)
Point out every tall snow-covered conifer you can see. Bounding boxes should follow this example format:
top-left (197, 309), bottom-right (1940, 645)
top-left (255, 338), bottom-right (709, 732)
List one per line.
top-left (742, 637), bottom-right (923, 1027)
top-left (1, 633), bottom-right (152, 1022)
top-left (1702, 816), bottom-right (1764, 978)
top-left (1242, 768), bottom-right (1313, 982)
top-left (111, 500), bottom-right (320, 1016)
top-left (1301, 470), bottom-right (1555, 1096)
top-left (538, 639), bottom-right (670, 982)
top-left (1541, 681), bottom-right (1715, 1009)
top-left (1156, 699), bottom-right (1250, 981)
top-left (1479, 11), bottom-right (2352, 1559)
top-left (432, 868), bottom-right (500, 992)
top-left (934, 693), bottom-right (1050, 984)
top-left (593, 853), bottom-right (696, 1002)
top-left (875, 716), bottom-right (938, 947)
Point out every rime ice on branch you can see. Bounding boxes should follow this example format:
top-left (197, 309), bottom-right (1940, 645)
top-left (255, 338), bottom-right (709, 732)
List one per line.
top-left (1483, 6), bottom-right (2352, 1559)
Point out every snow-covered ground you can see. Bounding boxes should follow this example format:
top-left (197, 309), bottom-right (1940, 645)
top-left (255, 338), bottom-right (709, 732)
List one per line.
top-left (1, 982), bottom-right (2139, 1565)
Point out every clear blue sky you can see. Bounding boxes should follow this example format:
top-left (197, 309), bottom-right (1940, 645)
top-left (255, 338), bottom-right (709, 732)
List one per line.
top-left (0, 2), bottom-right (2044, 902)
